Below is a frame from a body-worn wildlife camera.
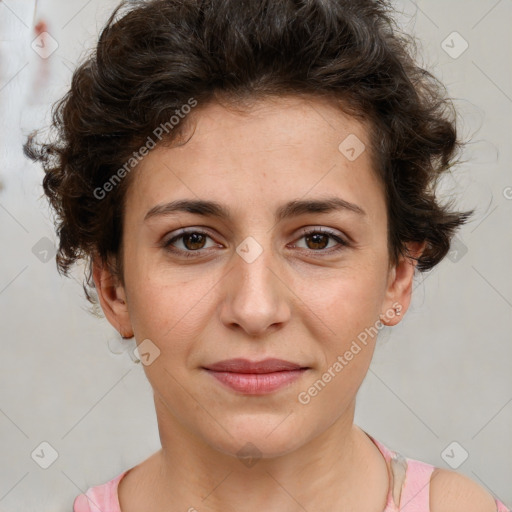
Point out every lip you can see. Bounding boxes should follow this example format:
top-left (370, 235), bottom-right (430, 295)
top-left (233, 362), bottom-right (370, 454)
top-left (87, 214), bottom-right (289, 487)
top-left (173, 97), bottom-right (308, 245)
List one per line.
top-left (204, 358), bottom-right (305, 373)
top-left (202, 358), bottom-right (309, 395)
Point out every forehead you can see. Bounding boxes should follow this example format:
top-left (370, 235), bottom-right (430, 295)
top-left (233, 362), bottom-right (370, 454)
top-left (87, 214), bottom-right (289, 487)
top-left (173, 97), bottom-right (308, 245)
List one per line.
top-left (168, 94), bottom-right (372, 156)
top-left (126, 95), bottom-right (384, 223)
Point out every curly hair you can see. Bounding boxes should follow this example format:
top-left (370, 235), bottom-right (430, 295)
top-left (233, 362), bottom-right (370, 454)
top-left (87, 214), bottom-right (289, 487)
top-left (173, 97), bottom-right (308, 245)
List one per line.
top-left (23, 0), bottom-right (473, 306)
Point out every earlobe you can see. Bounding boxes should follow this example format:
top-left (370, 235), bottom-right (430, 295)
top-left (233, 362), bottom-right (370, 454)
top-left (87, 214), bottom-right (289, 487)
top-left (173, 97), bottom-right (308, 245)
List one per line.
top-left (380, 241), bottom-right (426, 326)
top-left (91, 256), bottom-right (134, 339)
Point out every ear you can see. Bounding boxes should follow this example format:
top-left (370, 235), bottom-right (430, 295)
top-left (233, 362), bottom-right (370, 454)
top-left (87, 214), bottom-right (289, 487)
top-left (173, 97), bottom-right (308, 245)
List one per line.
top-left (380, 241), bottom-right (427, 326)
top-left (91, 255), bottom-right (134, 339)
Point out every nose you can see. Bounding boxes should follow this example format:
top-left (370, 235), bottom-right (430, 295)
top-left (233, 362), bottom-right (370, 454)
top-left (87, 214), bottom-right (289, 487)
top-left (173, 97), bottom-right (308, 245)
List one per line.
top-left (219, 237), bottom-right (291, 338)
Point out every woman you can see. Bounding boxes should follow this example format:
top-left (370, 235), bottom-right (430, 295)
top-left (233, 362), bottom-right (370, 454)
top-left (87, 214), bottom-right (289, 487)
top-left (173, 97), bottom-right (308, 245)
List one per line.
top-left (24, 0), bottom-right (510, 510)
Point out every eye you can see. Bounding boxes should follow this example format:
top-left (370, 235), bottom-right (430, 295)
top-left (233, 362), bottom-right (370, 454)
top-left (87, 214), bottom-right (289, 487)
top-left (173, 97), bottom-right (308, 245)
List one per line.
top-left (163, 229), bottom-right (218, 258)
top-left (291, 227), bottom-right (349, 254)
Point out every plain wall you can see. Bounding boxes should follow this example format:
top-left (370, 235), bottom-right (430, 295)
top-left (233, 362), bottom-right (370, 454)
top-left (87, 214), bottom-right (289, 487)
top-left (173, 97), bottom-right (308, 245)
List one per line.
top-left (0, 0), bottom-right (510, 510)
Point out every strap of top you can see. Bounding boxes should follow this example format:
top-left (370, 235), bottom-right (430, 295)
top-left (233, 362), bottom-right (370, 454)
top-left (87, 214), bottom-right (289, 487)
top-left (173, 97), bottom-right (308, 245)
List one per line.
top-left (398, 457), bottom-right (435, 511)
top-left (365, 432), bottom-right (435, 512)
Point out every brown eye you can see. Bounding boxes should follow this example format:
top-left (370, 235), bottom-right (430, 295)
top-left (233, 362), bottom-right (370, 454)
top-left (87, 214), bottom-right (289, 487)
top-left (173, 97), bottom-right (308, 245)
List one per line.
top-left (304, 232), bottom-right (330, 250)
top-left (181, 232), bottom-right (207, 250)
top-left (163, 229), bottom-right (217, 258)
top-left (292, 227), bottom-right (349, 255)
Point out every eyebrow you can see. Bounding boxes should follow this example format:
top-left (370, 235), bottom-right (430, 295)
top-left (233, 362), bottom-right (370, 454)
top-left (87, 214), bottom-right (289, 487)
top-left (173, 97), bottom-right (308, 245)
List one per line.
top-left (144, 196), bottom-right (366, 224)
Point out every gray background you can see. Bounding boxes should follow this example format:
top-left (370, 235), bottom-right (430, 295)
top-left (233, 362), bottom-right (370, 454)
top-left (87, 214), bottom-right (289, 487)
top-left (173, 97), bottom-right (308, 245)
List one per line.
top-left (0, 0), bottom-right (510, 510)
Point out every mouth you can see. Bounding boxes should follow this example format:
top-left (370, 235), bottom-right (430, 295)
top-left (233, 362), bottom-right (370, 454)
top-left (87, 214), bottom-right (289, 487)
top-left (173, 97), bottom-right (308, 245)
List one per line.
top-left (202, 358), bottom-right (310, 395)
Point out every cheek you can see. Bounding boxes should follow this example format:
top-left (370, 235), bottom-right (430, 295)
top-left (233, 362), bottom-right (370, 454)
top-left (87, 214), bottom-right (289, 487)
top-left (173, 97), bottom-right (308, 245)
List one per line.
top-left (305, 259), bottom-right (387, 322)
top-left (302, 262), bottom-right (388, 369)
top-left (125, 257), bottom-right (220, 349)
top-left (296, 273), bottom-right (385, 412)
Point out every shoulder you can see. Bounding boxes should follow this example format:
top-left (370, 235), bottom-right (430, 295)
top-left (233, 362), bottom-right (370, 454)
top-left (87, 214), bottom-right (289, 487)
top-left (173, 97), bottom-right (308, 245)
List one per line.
top-left (429, 467), bottom-right (499, 512)
top-left (73, 493), bottom-right (92, 512)
top-left (72, 470), bottom-right (128, 512)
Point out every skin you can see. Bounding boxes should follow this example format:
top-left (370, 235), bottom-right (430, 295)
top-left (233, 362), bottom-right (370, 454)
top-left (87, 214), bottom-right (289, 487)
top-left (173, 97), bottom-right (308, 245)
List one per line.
top-left (93, 94), bottom-right (432, 511)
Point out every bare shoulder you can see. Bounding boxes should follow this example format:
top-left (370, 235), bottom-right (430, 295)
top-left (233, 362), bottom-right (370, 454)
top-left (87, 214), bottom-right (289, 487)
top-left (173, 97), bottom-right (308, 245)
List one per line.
top-left (429, 467), bottom-right (499, 512)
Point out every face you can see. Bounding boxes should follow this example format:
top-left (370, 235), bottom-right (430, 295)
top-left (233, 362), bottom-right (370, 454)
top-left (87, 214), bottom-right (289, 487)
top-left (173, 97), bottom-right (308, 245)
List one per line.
top-left (95, 95), bottom-right (417, 459)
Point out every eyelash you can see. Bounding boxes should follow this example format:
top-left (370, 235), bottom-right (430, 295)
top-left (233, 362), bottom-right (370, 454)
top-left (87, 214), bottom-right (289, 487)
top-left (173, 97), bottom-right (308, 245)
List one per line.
top-left (162, 227), bottom-right (349, 259)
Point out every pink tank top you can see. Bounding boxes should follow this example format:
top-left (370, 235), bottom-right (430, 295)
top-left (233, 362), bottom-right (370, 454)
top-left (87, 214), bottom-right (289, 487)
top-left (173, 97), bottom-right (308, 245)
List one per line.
top-left (73, 432), bottom-right (510, 511)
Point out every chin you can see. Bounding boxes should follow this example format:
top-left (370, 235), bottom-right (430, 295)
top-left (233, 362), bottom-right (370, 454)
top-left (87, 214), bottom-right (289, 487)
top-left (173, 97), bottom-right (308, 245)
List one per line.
top-left (201, 413), bottom-right (310, 461)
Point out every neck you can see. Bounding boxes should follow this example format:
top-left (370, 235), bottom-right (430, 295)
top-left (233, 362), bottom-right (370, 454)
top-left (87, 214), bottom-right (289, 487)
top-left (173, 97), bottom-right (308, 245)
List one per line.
top-left (149, 394), bottom-right (372, 511)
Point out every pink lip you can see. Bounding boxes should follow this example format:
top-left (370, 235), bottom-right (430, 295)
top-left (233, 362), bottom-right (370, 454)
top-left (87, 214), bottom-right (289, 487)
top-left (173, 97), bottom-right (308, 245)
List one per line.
top-left (203, 358), bottom-right (309, 394)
